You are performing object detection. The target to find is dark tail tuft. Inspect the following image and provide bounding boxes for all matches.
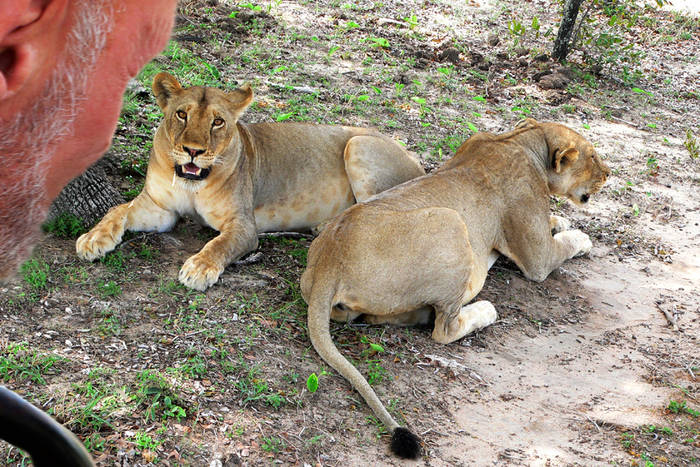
[391,427,421,459]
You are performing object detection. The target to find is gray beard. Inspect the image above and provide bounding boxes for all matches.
[0,1,112,280]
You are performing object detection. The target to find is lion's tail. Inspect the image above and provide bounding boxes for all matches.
[306,278,421,459]
[0,386,94,466]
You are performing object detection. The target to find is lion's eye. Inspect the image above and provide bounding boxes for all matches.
[212,117,225,127]
[176,110,187,120]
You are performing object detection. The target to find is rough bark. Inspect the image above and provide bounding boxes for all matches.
[552,0,584,62]
[47,159,124,228]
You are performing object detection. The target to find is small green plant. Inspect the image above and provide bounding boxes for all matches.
[403,13,418,30]
[137,243,158,260]
[368,37,390,48]
[508,18,525,37]
[42,213,87,238]
[235,361,287,409]
[134,369,187,423]
[366,359,387,385]
[83,433,106,453]
[0,342,65,385]
[98,309,123,337]
[306,373,319,393]
[96,279,121,298]
[133,431,162,452]
[261,436,285,453]
[668,400,699,417]
[20,258,50,291]
[685,129,698,159]
[177,347,208,379]
[620,431,634,448]
[100,250,128,272]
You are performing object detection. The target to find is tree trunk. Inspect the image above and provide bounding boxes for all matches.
[552,0,584,62]
[47,160,124,228]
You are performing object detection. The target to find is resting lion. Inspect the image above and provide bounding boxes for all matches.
[76,72,424,290]
[300,119,610,458]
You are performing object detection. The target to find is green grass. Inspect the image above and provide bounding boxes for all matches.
[235,360,287,409]
[134,369,187,423]
[668,400,699,418]
[100,250,129,272]
[261,435,286,453]
[96,279,122,298]
[42,213,87,239]
[20,258,50,291]
[0,342,65,385]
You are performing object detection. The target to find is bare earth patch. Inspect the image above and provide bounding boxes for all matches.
[1,0,698,465]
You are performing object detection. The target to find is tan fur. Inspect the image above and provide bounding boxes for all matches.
[300,118,610,449]
[76,73,424,290]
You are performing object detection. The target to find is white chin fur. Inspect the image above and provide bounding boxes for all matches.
[173,176,205,192]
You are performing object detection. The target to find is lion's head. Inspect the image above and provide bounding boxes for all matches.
[518,120,610,206]
[152,72,253,182]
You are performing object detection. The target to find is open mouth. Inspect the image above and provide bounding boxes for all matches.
[175,163,210,181]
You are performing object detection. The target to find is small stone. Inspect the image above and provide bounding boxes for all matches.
[488,33,500,46]
[65,306,72,314]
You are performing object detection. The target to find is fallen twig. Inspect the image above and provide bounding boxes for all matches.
[232,251,264,266]
[585,415,602,433]
[657,303,679,331]
[116,232,156,249]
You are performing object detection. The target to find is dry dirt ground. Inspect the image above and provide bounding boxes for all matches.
[1,0,699,465]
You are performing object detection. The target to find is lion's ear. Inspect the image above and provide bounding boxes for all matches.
[227,83,254,120]
[515,118,538,130]
[152,72,183,109]
[554,146,579,173]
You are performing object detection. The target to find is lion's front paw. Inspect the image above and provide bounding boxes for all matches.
[178,253,224,291]
[567,229,593,257]
[76,228,121,261]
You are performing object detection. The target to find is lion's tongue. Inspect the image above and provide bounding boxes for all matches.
[183,163,200,174]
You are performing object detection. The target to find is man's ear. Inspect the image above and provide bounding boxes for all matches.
[227,83,253,121]
[152,72,182,109]
[0,1,48,100]
[554,147,579,173]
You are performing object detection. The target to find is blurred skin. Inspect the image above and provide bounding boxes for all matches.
[0,0,178,279]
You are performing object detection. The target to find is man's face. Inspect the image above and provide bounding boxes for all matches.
[0,0,177,279]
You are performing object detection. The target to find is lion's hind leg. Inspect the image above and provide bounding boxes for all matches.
[549,215,572,235]
[363,306,433,327]
[432,300,497,345]
[343,135,425,202]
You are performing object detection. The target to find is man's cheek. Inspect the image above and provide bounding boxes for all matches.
[45,89,120,200]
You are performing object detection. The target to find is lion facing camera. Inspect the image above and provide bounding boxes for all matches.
[76,73,425,290]
[301,119,610,458]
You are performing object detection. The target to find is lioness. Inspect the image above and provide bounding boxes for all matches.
[301,119,610,458]
[76,73,424,290]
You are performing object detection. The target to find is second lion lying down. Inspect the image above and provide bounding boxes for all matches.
[301,118,610,458]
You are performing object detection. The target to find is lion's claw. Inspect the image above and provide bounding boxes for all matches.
[178,254,224,291]
[76,230,120,261]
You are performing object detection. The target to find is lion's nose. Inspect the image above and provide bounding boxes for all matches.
[183,146,205,157]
